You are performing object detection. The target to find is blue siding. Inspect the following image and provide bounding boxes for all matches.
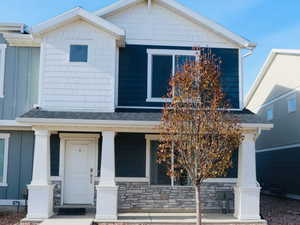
[0,131,34,200]
[0,37,40,120]
[118,45,240,109]
[115,133,146,177]
[257,147,300,195]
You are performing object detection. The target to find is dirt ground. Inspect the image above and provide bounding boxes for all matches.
[0,211,25,225]
[261,195,300,225]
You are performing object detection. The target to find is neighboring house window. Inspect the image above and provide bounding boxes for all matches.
[147,49,197,102]
[0,44,7,98]
[69,45,88,62]
[287,94,297,113]
[0,134,10,186]
[266,107,273,121]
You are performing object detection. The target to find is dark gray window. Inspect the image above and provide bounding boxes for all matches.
[150,141,171,185]
[70,45,88,62]
[151,55,172,98]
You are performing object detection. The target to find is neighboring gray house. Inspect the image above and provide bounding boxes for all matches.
[246,49,300,199]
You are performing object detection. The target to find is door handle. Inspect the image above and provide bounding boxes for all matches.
[90,168,93,184]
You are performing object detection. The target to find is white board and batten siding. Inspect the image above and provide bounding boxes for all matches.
[39,20,117,112]
[104,1,238,48]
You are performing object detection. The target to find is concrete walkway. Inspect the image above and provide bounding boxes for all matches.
[30,213,267,225]
[39,217,93,225]
[96,213,267,224]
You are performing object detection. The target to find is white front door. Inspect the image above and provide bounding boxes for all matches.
[64,141,94,204]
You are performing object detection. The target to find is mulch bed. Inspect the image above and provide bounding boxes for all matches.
[261,194,300,225]
[0,211,25,225]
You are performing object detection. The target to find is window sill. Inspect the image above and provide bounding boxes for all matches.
[146,98,172,103]
[0,183,8,187]
[95,177,150,183]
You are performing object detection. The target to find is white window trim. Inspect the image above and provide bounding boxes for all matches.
[266,106,273,121]
[67,41,90,65]
[0,44,7,98]
[287,94,297,113]
[0,133,10,187]
[146,49,198,103]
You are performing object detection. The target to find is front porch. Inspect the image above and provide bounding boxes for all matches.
[16,110,272,224]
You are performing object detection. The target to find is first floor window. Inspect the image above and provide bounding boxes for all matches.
[0,134,10,186]
[287,94,297,113]
[150,141,171,185]
[147,49,197,102]
[149,140,191,186]
[266,107,273,121]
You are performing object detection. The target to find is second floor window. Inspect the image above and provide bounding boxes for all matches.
[69,45,88,62]
[287,94,297,113]
[266,107,273,121]
[147,49,197,102]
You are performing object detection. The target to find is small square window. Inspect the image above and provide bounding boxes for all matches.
[70,45,88,62]
[288,95,296,113]
[266,107,273,121]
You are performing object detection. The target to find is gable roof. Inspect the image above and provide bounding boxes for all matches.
[245,49,300,107]
[32,7,125,38]
[94,0,256,48]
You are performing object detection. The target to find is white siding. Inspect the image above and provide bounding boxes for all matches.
[39,20,117,112]
[104,1,237,48]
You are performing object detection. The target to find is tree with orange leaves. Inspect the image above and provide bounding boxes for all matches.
[159,48,242,225]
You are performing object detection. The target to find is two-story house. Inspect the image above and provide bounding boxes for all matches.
[246,49,300,200]
[0,0,272,224]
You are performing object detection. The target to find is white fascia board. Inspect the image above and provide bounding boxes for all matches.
[0,120,31,127]
[94,0,255,48]
[245,49,300,107]
[16,117,272,130]
[16,117,160,128]
[32,7,125,38]
[94,0,140,17]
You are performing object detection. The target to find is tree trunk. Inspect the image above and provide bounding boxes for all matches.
[195,184,202,225]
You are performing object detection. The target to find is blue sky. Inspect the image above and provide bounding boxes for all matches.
[0,0,300,95]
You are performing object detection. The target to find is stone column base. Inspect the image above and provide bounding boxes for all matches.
[96,185,119,220]
[234,185,261,220]
[26,184,54,220]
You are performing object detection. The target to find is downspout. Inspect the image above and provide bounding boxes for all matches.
[240,47,254,109]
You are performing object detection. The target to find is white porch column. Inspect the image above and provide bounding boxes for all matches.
[96,131,118,220]
[234,132,261,220]
[27,129,54,219]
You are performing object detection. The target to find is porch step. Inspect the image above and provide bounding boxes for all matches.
[54,205,95,215]
[57,208,86,216]
[40,218,93,225]
[95,213,267,225]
